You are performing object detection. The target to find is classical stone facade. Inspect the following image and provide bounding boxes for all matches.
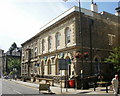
[21,6,120,84]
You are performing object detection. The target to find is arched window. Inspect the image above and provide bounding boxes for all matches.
[55,58,59,75]
[48,59,52,75]
[41,61,44,76]
[31,44,33,58]
[22,50,25,60]
[42,39,45,52]
[48,36,52,51]
[55,32,60,48]
[93,55,101,75]
[65,27,71,44]
[34,47,37,57]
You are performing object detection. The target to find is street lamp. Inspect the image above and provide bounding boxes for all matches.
[78,1,84,88]
[63,0,83,89]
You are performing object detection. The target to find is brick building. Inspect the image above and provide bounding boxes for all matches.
[21,3,120,87]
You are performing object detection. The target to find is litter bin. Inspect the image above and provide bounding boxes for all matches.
[69,80,75,88]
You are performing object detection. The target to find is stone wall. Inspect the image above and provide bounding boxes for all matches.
[21,10,120,82]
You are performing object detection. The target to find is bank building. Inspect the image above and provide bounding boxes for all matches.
[21,2,120,88]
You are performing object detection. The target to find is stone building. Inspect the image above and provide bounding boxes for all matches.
[21,2,120,86]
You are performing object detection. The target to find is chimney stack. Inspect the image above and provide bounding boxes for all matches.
[91,0,98,13]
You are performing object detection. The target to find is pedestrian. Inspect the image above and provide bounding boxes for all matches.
[111,74,119,95]
[15,75,17,80]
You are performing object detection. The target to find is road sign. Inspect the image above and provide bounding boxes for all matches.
[58,59,71,70]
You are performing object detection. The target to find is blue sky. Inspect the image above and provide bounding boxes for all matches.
[0,0,119,52]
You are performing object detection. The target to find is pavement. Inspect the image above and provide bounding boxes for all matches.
[5,79,120,95]
[0,79,2,96]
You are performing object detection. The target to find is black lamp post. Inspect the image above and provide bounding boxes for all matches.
[78,0,84,89]
[89,19,93,76]
[63,0,83,89]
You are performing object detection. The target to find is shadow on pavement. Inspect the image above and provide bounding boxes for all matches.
[77,91,92,94]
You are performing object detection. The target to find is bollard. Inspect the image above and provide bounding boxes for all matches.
[117,88,119,94]
[106,83,108,93]
[93,83,96,91]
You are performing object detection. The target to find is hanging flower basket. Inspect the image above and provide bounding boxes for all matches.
[84,52,89,55]
[74,52,82,58]
[84,52,89,59]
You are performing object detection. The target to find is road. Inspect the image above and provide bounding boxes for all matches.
[2,79,40,95]
[1,79,118,96]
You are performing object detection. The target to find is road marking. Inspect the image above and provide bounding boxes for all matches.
[4,79,39,92]
[13,90,22,94]
[2,80,22,94]
[10,79,39,91]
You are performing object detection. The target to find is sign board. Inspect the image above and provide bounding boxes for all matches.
[58,59,71,70]
[39,84,50,91]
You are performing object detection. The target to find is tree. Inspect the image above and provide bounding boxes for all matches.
[6,42,21,77]
[7,57,21,76]
[9,42,17,55]
[105,47,120,72]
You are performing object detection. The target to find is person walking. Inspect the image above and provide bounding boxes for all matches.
[111,74,119,95]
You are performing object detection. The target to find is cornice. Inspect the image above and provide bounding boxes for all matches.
[21,12,77,46]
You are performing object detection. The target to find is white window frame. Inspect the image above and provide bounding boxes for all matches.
[108,34,116,46]
[42,39,45,52]
[48,36,52,51]
[65,27,71,44]
[55,32,60,48]
[35,47,37,57]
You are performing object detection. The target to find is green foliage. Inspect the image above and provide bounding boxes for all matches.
[9,42,17,52]
[7,57,21,75]
[9,71,14,75]
[4,72,7,76]
[105,47,120,72]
